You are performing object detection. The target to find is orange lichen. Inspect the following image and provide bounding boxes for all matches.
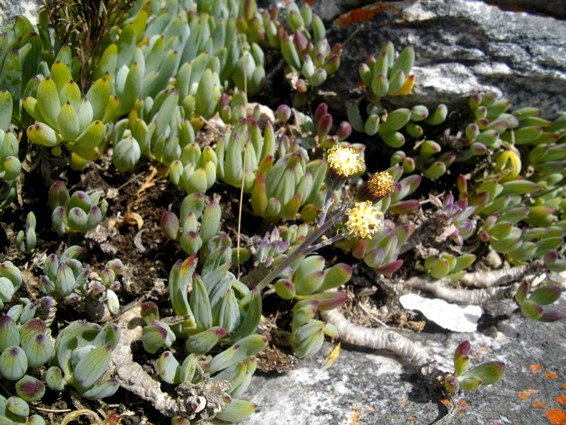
[336,4,398,27]
[351,410,360,424]
[562,383,566,390]
[555,395,566,405]
[546,408,566,425]
[546,371,559,380]
[532,401,547,408]
[518,389,537,399]
[440,399,452,407]
[529,363,542,372]
[458,400,469,409]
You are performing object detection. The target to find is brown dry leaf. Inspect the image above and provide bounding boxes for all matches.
[136,166,159,196]
[61,409,101,424]
[122,166,163,230]
[124,211,144,230]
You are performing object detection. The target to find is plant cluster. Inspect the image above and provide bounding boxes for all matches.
[0,0,563,423]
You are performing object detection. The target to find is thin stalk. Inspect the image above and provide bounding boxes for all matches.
[317,190,334,226]
[307,233,345,253]
[240,211,344,307]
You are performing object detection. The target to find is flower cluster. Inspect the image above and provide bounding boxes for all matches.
[345,201,384,239]
[326,143,364,178]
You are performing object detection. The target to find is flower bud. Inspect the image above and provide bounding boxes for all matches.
[276,104,292,124]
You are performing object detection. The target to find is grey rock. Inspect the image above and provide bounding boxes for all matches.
[321,0,566,118]
[0,0,39,29]
[483,0,566,20]
[244,297,566,424]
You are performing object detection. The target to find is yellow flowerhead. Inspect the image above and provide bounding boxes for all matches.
[368,171,394,200]
[326,144,365,178]
[345,201,384,239]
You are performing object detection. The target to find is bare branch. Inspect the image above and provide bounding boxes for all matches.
[112,305,184,417]
[402,263,543,304]
[456,262,542,288]
[406,277,518,304]
[321,309,444,382]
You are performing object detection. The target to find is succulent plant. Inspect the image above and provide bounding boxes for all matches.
[455,95,565,268]
[277,3,341,94]
[309,103,352,149]
[0,91,21,209]
[0,261,22,309]
[48,181,108,235]
[23,60,118,168]
[432,193,477,246]
[444,341,505,394]
[0,395,46,425]
[0,307,54,409]
[334,171,420,276]
[133,253,267,422]
[251,144,327,221]
[16,212,37,254]
[167,255,261,341]
[216,115,276,191]
[359,42,415,103]
[348,42,448,151]
[274,254,350,358]
[0,13,52,125]
[169,141,218,195]
[39,246,123,322]
[514,279,562,322]
[161,193,222,255]
[424,253,476,280]
[49,320,120,399]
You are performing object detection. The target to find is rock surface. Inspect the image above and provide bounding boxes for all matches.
[0,0,39,29]
[244,297,566,424]
[321,0,566,118]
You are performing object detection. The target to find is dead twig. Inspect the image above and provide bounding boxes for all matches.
[401,263,543,304]
[406,278,518,305]
[111,305,184,417]
[321,309,445,382]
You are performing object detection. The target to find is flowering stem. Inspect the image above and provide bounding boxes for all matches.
[307,233,345,253]
[240,211,344,307]
[318,190,334,226]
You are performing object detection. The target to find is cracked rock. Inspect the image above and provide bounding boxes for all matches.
[320,0,565,118]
